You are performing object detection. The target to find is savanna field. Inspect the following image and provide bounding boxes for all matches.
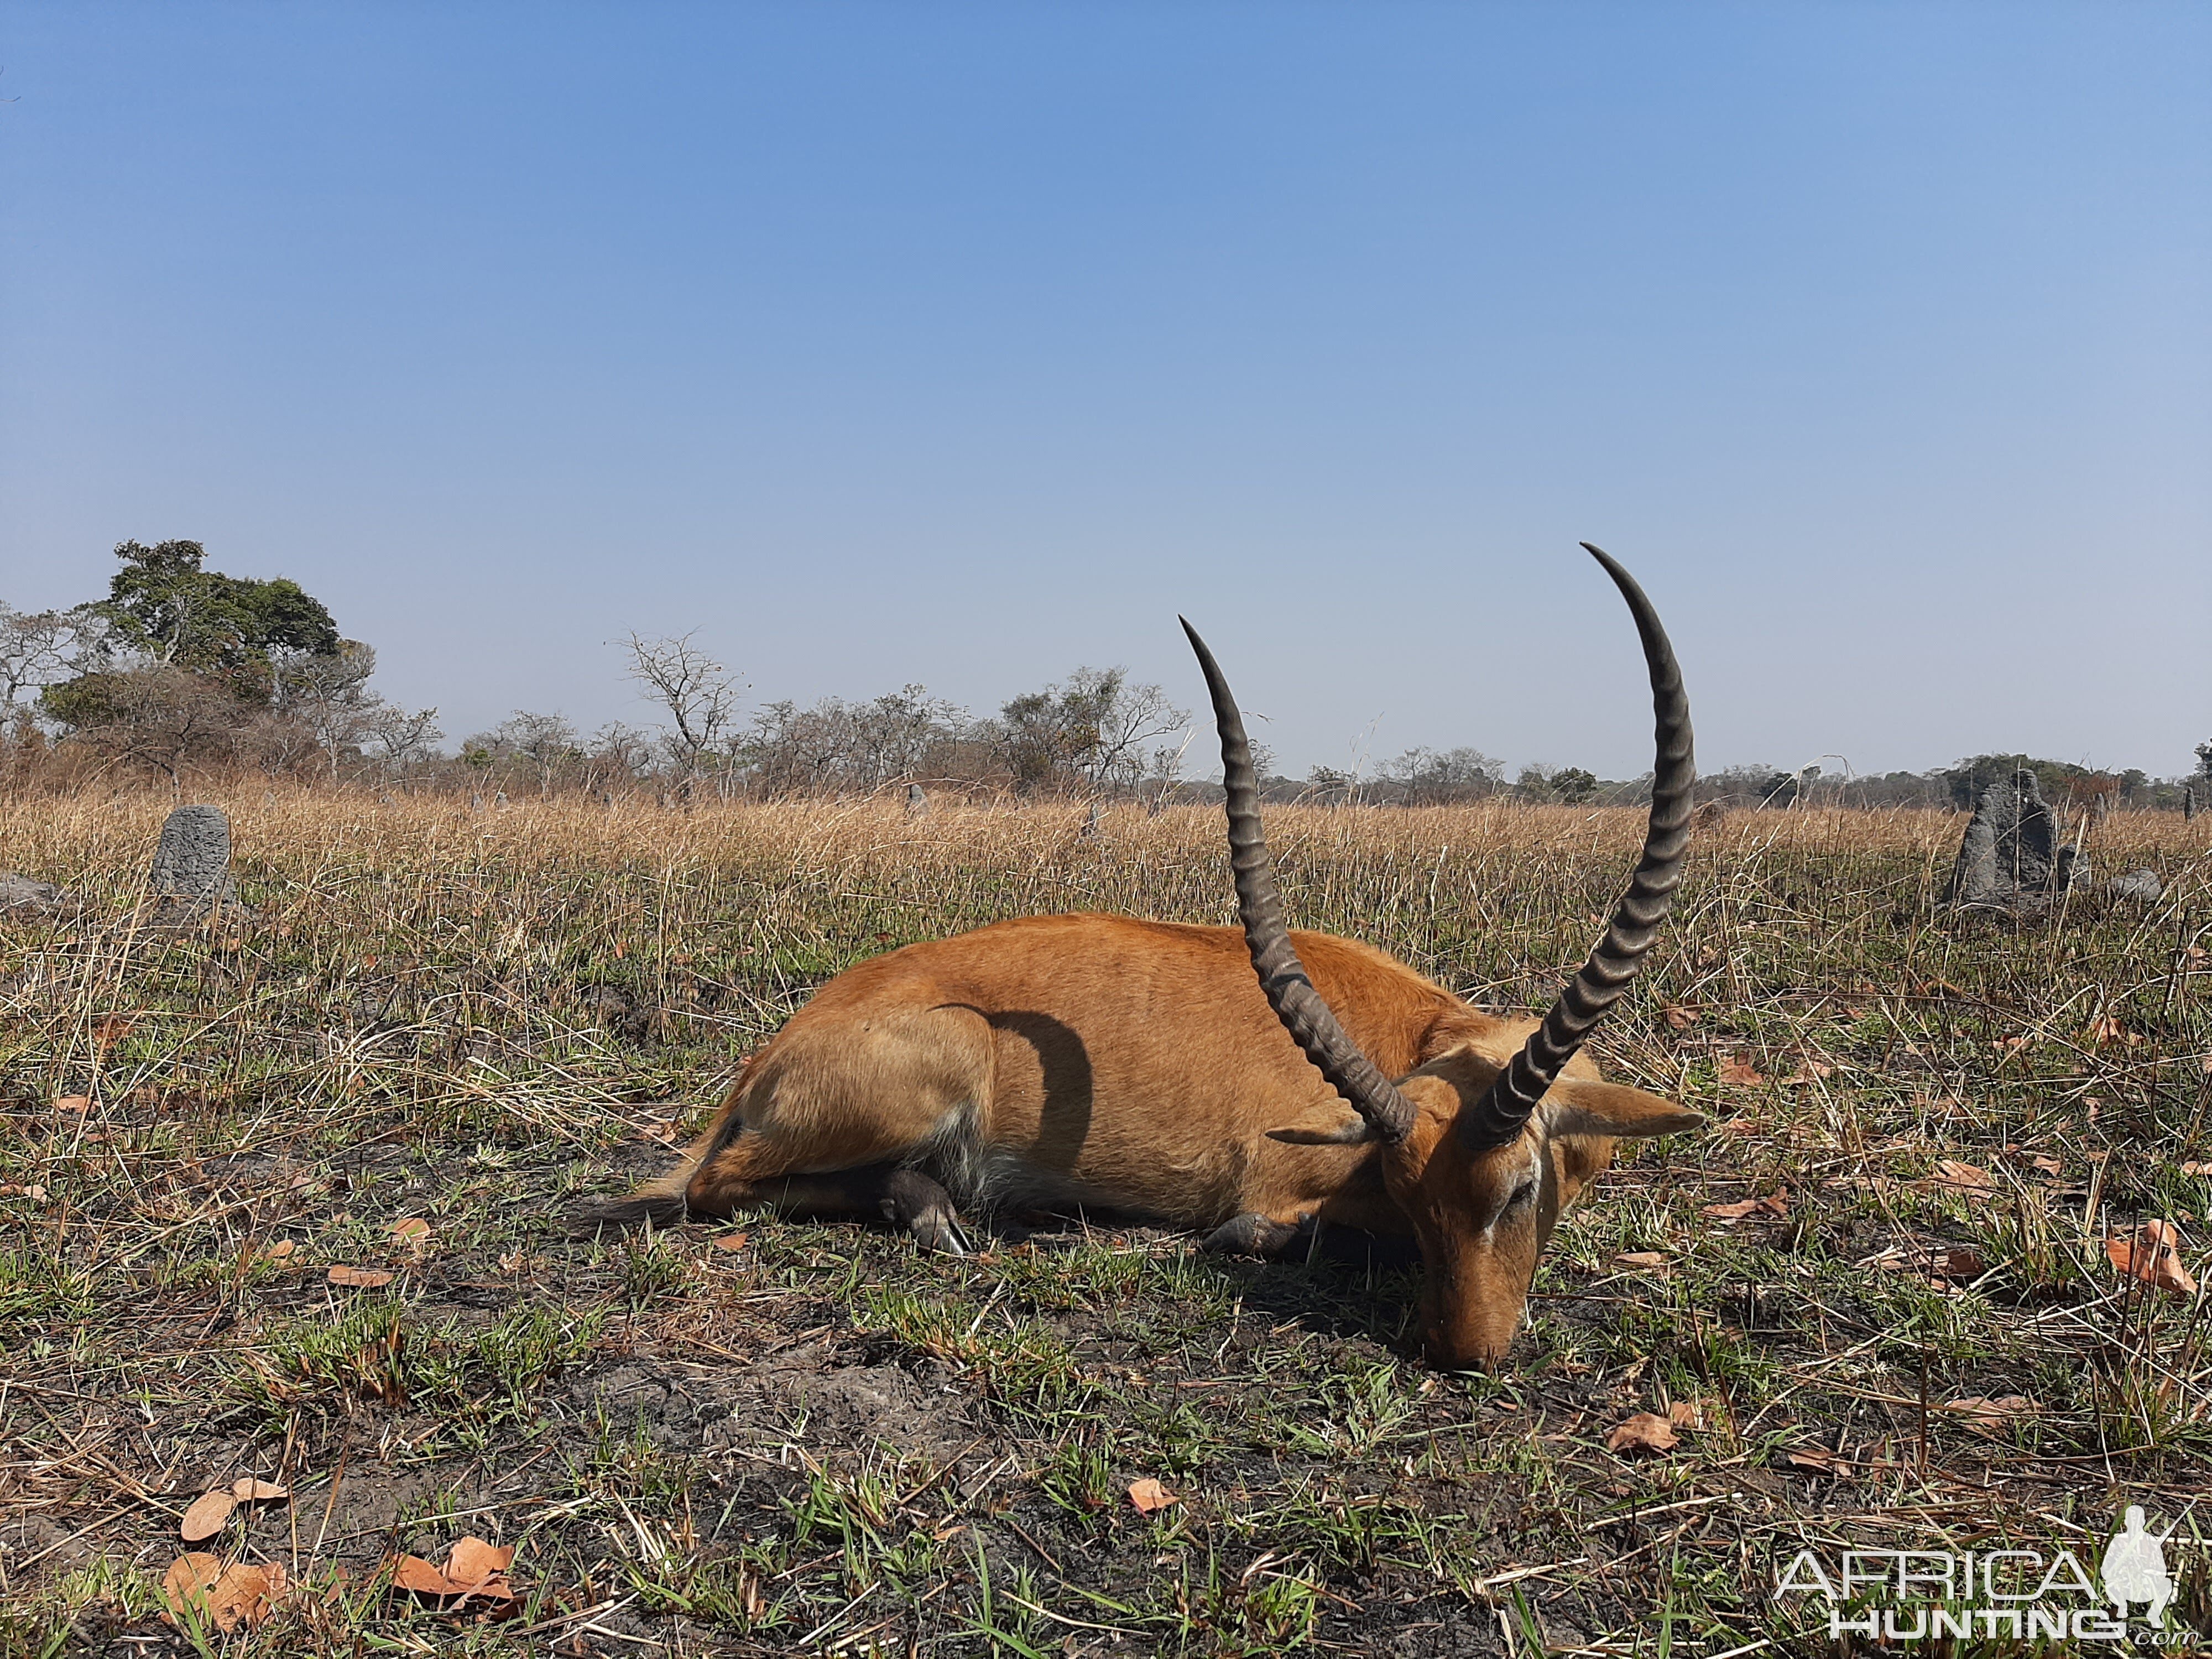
[2,793,2208,1657]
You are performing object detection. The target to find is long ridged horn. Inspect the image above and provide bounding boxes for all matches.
[1458,544,1695,1150]
[1182,617,1419,1146]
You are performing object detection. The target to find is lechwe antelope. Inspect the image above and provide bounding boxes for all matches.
[591,545,1700,1365]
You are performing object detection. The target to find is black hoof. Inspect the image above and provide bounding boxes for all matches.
[884,1168,969,1255]
[1202,1212,1311,1258]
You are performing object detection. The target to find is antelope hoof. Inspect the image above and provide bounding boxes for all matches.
[884,1170,969,1256]
[909,1211,971,1255]
[1202,1212,1310,1258]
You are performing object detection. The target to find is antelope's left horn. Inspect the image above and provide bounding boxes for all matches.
[1458,545,1695,1150]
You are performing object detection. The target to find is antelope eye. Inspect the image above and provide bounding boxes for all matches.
[1501,1175,1540,1215]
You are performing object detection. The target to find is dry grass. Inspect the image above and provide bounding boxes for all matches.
[2,791,2209,1656]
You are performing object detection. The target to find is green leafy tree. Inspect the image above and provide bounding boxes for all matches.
[89,540,338,673]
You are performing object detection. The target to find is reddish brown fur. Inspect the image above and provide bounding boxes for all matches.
[604,911,1699,1365]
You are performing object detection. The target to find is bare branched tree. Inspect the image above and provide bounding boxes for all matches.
[274,642,383,781]
[465,711,583,795]
[0,603,95,707]
[623,632,743,783]
[364,703,445,773]
[1380,745,1502,805]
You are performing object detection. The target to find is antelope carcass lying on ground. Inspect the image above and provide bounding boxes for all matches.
[588,545,1701,1365]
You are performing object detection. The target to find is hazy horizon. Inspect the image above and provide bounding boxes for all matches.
[4,4,2206,781]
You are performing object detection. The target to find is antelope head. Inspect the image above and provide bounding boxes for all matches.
[1183,544,1703,1368]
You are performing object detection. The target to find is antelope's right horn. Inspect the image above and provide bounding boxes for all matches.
[1182,618,1419,1145]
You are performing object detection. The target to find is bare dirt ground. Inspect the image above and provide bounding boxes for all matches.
[2,795,2208,1656]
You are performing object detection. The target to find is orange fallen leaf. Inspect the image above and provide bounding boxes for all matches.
[232,1478,289,1503]
[163,1553,226,1618]
[1614,1250,1668,1271]
[712,1231,752,1253]
[1717,1055,1766,1086]
[1702,1190,1788,1223]
[1931,1247,1987,1281]
[1930,1160,1996,1193]
[162,1554,284,1631]
[389,1218,432,1253]
[1666,1399,1709,1431]
[1127,1478,1178,1516]
[641,1120,682,1145]
[1606,1412,1679,1454]
[180,1489,238,1542]
[1787,1446,1848,1474]
[388,1536,519,1607]
[1661,1005,1700,1031]
[1780,1058,1833,1086]
[390,1554,462,1596]
[2032,1155,2065,1177]
[2107,1222,2198,1297]
[327,1265,394,1288]
[1945,1395,2035,1436]
[2180,1161,2212,1178]
[264,1239,296,1260]
[55,1094,93,1112]
[445,1536,515,1592]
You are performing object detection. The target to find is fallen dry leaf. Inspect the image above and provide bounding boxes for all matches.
[1929,1247,1987,1281]
[1126,1478,1178,1516]
[1702,1191,1789,1223]
[163,1553,225,1616]
[1930,1160,1996,1194]
[1717,1055,1766,1087]
[1,1183,49,1203]
[2107,1222,2198,1297]
[445,1536,515,1591]
[327,1265,395,1288]
[2032,1155,2065,1177]
[162,1554,286,1631]
[388,1536,520,1606]
[232,1478,289,1503]
[642,1120,682,1145]
[712,1231,752,1253]
[1661,1004,1700,1031]
[1605,1412,1679,1455]
[389,1218,432,1248]
[2180,1161,2212,1178]
[1787,1446,1849,1474]
[390,1554,463,1597]
[180,1489,238,1542]
[1666,1399,1708,1431]
[55,1094,93,1112]
[264,1239,296,1260]
[1614,1251,1668,1271]
[1945,1395,2035,1436]
[1780,1058,1834,1086]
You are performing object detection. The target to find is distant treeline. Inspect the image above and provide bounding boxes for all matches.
[5,541,2206,810]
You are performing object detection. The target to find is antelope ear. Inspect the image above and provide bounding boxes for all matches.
[1542,1078,1704,1141]
[1266,1118,1383,1146]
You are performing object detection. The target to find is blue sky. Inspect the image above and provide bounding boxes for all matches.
[3,3,2206,780]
